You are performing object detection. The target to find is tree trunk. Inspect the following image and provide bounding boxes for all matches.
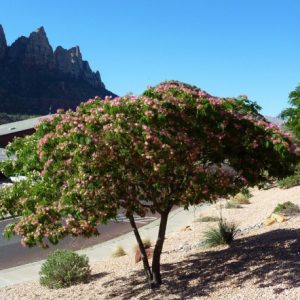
[151,210,169,287]
[128,214,153,288]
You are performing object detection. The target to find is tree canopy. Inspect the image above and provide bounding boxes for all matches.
[0,80,298,287]
[279,83,300,143]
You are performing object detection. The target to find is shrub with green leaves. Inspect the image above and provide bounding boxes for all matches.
[204,219,238,247]
[278,163,300,189]
[39,250,91,289]
[273,201,300,216]
[241,188,252,198]
[278,174,300,189]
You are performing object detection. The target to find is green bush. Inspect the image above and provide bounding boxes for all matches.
[197,216,220,222]
[204,219,238,247]
[273,201,300,216]
[278,163,300,189]
[39,250,91,289]
[278,174,300,189]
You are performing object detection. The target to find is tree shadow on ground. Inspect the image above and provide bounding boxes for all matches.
[89,272,109,283]
[103,228,300,299]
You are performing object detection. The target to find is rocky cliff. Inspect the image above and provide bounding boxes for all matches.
[0,25,115,114]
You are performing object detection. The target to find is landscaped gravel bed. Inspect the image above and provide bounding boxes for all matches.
[1,185,300,299]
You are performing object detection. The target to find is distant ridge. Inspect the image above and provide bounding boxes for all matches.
[0,25,116,115]
[265,116,284,127]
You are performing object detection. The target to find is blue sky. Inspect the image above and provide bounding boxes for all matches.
[1,0,300,116]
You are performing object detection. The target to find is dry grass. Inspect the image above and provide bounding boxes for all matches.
[196,216,220,222]
[112,245,127,258]
[133,238,152,252]
[232,192,251,204]
[225,200,242,209]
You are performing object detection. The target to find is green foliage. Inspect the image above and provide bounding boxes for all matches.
[278,174,300,189]
[279,84,300,143]
[241,188,252,199]
[278,163,300,189]
[39,250,91,289]
[197,216,220,222]
[0,80,298,248]
[272,201,300,216]
[204,219,238,247]
[112,245,127,258]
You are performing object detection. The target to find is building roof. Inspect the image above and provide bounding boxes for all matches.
[0,115,52,136]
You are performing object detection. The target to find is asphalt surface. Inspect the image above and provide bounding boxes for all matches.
[0,213,158,270]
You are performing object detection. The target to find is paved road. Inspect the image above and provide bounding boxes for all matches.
[0,213,158,270]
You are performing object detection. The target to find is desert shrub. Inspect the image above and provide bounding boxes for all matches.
[278,163,300,189]
[241,188,252,198]
[273,201,300,216]
[39,250,91,289]
[197,216,220,222]
[278,173,300,189]
[232,193,251,204]
[133,238,152,251]
[204,220,238,247]
[225,201,242,209]
[231,188,252,204]
[112,245,127,257]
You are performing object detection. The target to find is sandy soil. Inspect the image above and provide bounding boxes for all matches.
[1,185,300,299]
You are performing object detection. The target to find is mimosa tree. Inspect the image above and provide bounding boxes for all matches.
[0,81,298,289]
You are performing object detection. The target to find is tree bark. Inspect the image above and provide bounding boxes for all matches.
[128,214,153,288]
[151,210,170,287]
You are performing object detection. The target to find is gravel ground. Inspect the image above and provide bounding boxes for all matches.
[1,185,300,299]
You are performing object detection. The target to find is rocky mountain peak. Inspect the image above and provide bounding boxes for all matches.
[0,25,115,115]
[54,45,83,78]
[25,26,54,67]
[1,25,104,87]
[36,26,46,34]
[0,24,7,59]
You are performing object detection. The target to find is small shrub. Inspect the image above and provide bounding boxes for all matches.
[133,238,152,252]
[134,238,153,263]
[39,250,91,289]
[278,163,300,189]
[278,174,300,189]
[204,219,238,247]
[112,245,127,257]
[273,201,300,216]
[225,201,242,209]
[241,188,252,198]
[197,216,220,222]
[232,193,250,204]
